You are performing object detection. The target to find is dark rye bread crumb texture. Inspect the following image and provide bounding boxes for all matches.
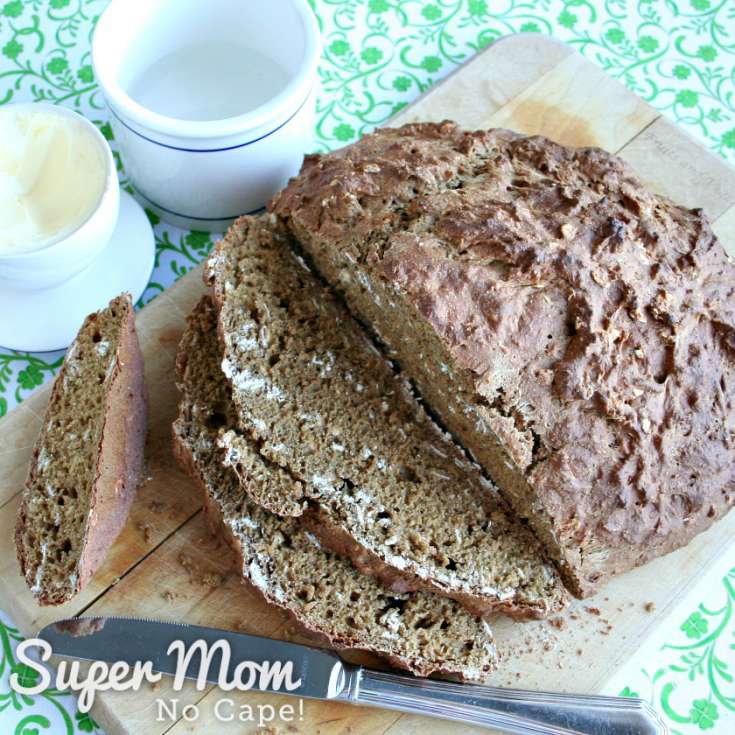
[16,293,147,605]
[205,215,565,620]
[271,121,735,597]
[172,296,497,680]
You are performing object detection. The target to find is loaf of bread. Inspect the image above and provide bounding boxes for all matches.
[16,293,147,605]
[271,121,735,596]
[205,215,565,619]
[172,296,497,680]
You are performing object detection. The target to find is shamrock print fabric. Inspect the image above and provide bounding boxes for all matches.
[0,609,103,735]
[603,554,735,734]
[1,0,734,418]
[0,0,734,733]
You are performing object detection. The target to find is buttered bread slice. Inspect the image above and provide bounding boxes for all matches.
[205,215,566,620]
[173,297,497,680]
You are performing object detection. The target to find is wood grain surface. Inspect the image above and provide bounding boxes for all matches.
[1,33,734,735]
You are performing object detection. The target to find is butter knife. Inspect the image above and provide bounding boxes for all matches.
[38,617,667,735]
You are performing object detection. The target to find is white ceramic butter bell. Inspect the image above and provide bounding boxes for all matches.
[92,0,321,232]
[0,103,119,290]
[0,103,154,352]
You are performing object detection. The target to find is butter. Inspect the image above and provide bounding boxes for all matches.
[0,106,106,255]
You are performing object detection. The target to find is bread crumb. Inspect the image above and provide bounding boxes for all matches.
[177,553,225,588]
[548,616,566,630]
[644,601,655,613]
[178,553,194,573]
[136,520,152,544]
[585,606,601,616]
[283,623,301,640]
[201,571,225,587]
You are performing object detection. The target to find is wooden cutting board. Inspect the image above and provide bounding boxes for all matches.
[1,33,734,735]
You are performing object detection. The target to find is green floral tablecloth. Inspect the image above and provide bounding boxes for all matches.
[0,0,733,732]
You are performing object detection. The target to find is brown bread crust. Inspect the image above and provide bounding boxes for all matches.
[15,294,147,604]
[271,121,735,596]
[204,216,565,619]
[78,297,147,591]
[218,428,562,620]
[172,299,497,680]
[172,429,493,680]
[297,506,548,620]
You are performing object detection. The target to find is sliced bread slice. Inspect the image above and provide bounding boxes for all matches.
[205,215,566,620]
[172,296,496,680]
[15,293,147,605]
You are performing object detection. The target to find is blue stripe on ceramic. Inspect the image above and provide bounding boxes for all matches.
[108,92,312,153]
[135,189,265,221]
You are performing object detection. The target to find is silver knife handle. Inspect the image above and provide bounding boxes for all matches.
[351,669,668,735]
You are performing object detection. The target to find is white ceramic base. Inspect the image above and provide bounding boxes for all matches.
[0,191,155,352]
